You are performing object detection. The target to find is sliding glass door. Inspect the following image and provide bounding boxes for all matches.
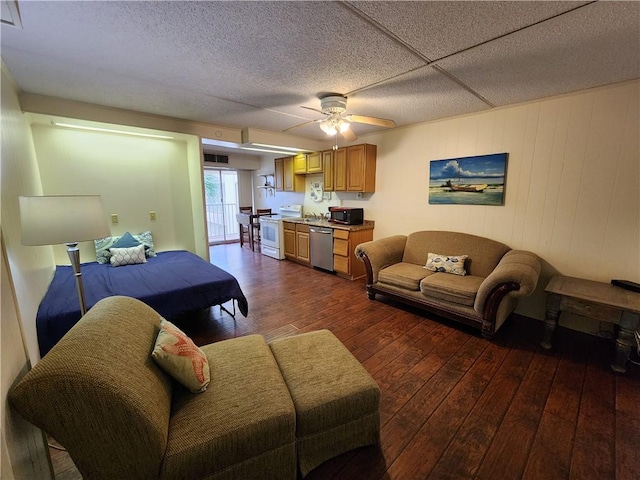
[204,169,239,244]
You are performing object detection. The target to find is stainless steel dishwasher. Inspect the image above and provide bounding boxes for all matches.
[309,226,334,272]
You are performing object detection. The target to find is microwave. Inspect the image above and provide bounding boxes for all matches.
[328,207,364,225]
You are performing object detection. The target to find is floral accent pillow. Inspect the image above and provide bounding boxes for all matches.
[151,319,210,393]
[109,244,147,267]
[95,230,157,264]
[424,252,468,276]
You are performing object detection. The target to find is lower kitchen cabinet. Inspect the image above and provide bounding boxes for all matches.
[283,221,310,265]
[296,224,310,264]
[283,222,296,258]
[333,228,373,280]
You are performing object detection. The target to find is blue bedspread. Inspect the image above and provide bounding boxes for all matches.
[36,250,248,356]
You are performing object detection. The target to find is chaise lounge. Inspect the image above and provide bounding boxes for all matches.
[8,296,380,479]
[355,230,541,337]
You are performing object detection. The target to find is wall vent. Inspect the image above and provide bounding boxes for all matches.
[204,153,229,164]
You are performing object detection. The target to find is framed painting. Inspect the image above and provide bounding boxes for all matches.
[429,153,508,205]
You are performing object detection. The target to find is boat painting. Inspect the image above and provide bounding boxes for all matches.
[429,153,508,205]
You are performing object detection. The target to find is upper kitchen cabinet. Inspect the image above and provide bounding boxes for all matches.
[329,144,376,193]
[277,156,305,192]
[292,152,322,174]
[293,153,308,174]
[322,150,334,191]
[333,148,347,191]
[346,144,376,192]
[306,151,322,173]
[274,157,284,191]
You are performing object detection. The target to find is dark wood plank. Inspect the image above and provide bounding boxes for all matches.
[570,340,617,480]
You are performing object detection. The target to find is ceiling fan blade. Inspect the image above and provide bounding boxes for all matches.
[301,106,325,115]
[342,128,357,142]
[282,119,321,133]
[344,114,396,128]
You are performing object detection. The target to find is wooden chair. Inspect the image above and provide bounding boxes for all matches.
[238,207,253,248]
[251,208,272,247]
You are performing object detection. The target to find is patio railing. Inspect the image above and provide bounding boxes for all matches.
[206,202,240,244]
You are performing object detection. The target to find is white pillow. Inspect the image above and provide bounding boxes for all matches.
[424,252,468,276]
[109,244,147,267]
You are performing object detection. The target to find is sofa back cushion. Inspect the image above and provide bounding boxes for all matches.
[403,231,511,277]
[9,296,173,479]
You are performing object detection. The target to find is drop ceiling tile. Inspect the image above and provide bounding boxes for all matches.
[350,1,589,60]
[348,67,492,127]
[437,1,640,107]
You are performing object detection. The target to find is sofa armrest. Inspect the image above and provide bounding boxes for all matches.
[355,235,407,284]
[474,250,541,317]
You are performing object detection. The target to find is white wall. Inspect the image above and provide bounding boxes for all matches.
[31,123,203,263]
[258,81,640,334]
[1,64,53,479]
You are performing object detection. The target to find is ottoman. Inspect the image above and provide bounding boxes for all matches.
[269,330,380,477]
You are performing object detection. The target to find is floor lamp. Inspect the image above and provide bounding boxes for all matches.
[20,195,111,316]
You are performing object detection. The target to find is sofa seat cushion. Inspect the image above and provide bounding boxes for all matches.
[378,262,432,291]
[161,334,296,480]
[420,273,485,306]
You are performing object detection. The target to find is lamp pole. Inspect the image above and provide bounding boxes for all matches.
[65,242,87,315]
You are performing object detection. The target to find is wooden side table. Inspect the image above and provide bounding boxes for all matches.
[541,275,640,373]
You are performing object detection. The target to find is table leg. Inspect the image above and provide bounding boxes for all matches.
[541,293,561,349]
[611,311,640,373]
[239,223,244,248]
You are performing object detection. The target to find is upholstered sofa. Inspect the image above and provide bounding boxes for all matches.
[9,296,379,480]
[355,231,541,337]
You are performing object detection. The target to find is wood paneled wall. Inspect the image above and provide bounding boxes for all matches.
[358,80,639,330]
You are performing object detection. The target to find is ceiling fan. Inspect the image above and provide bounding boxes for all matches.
[283,94,396,142]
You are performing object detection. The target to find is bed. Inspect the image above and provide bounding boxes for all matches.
[36,250,248,356]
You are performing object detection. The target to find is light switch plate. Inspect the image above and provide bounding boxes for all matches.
[111,214,118,224]
[150,211,156,220]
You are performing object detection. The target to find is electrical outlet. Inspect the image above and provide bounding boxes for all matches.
[111,213,118,224]
[150,211,156,221]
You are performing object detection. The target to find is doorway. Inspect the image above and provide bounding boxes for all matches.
[204,169,239,244]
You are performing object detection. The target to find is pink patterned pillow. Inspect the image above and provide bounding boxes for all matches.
[151,319,210,393]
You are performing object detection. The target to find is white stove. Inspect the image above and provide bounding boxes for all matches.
[259,204,303,259]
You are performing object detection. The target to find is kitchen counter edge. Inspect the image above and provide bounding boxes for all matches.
[283,219,375,231]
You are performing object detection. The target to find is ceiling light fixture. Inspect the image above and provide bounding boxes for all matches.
[52,122,174,139]
[239,146,304,155]
[319,116,350,136]
[252,143,303,153]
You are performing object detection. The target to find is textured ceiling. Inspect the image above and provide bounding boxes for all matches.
[2,1,639,146]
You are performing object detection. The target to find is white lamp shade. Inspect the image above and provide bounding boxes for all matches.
[20,195,111,246]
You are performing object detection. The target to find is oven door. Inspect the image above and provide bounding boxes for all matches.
[259,217,281,249]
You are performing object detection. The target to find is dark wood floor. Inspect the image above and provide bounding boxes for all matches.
[51,243,640,479]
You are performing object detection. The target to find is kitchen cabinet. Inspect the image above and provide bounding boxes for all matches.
[274,158,284,191]
[293,153,307,174]
[296,224,310,264]
[306,151,323,173]
[282,156,305,192]
[346,144,376,192]
[322,150,334,191]
[333,228,373,280]
[334,147,347,191]
[283,221,310,265]
[283,222,296,258]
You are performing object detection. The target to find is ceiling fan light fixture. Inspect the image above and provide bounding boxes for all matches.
[319,119,337,135]
[319,115,349,136]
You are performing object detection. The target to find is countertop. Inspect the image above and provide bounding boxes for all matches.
[283,218,375,231]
